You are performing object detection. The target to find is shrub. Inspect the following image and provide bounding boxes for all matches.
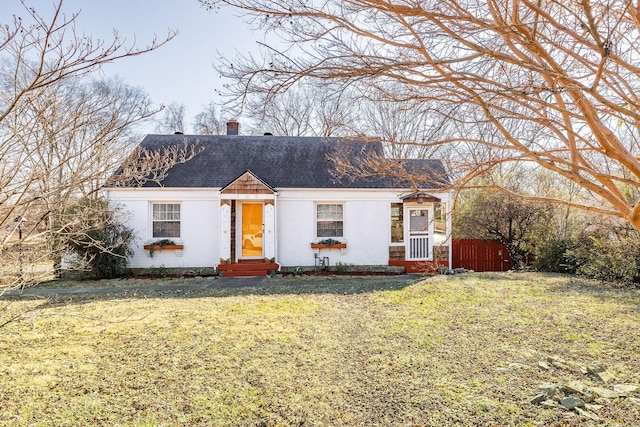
[534,238,578,274]
[573,237,640,285]
[61,199,135,279]
[454,189,554,269]
[534,213,640,285]
[335,261,350,273]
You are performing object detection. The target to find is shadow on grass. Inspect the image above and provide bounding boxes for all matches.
[2,275,426,310]
[521,272,640,311]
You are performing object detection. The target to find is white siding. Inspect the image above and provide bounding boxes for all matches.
[107,187,452,269]
[276,189,399,267]
[107,189,219,268]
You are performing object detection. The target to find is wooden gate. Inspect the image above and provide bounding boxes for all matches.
[452,239,512,272]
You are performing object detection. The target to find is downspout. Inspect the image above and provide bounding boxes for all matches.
[273,192,281,271]
[214,190,224,271]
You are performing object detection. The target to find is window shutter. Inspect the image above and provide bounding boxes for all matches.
[263,203,275,259]
[220,203,231,262]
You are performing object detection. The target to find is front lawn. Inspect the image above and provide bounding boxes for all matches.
[1,273,639,426]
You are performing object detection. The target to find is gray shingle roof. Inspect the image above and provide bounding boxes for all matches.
[127,134,448,190]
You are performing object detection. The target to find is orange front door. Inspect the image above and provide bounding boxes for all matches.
[241,203,263,257]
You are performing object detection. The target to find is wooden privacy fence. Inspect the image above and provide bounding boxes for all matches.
[452,239,512,272]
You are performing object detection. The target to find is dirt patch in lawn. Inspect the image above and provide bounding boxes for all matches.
[1,272,639,426]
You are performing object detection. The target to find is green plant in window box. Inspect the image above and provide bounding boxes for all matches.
[147,239,177,257]
[311,238,347,249]
[318,238,341,246]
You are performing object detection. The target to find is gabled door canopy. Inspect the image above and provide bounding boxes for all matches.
[400,191,441,204]
[220,170,276,197]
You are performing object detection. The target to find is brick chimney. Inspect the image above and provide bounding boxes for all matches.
[226,119,240,135]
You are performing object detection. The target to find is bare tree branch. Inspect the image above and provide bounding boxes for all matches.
[205,0,640,229]
[0,1,177,297]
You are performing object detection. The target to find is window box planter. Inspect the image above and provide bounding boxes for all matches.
[143,244,184,250]
[311,243,347,249]
[144,240,184,257]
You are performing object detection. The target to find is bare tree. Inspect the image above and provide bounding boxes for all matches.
[111,139,202,188]
[1,2,174,123]
[243,79,454,167]
[193,102,225,134]
[243,83,353,136]
[203,0,640,230]
[0,1,188,295]
[355,94,455,160]
[155,102,186,134]
[455,189,554,269]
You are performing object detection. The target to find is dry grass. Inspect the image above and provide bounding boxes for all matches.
[1,272,639,426]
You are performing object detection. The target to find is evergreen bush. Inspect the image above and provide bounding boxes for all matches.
[534,238,578,274]
[61,199,135,279]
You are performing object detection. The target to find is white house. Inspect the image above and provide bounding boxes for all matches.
[106,123,452,276]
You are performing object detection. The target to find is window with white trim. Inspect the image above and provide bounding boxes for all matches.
[434,202,446,233]
[433,202,448,245]
[316,203,343,238]
[152,203,181,238]
[391,203,404,243]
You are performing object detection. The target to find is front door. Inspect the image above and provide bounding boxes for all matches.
[407,208,429,260]
[240,203,263,258]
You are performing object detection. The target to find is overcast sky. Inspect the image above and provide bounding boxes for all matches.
[6,0,266,132]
